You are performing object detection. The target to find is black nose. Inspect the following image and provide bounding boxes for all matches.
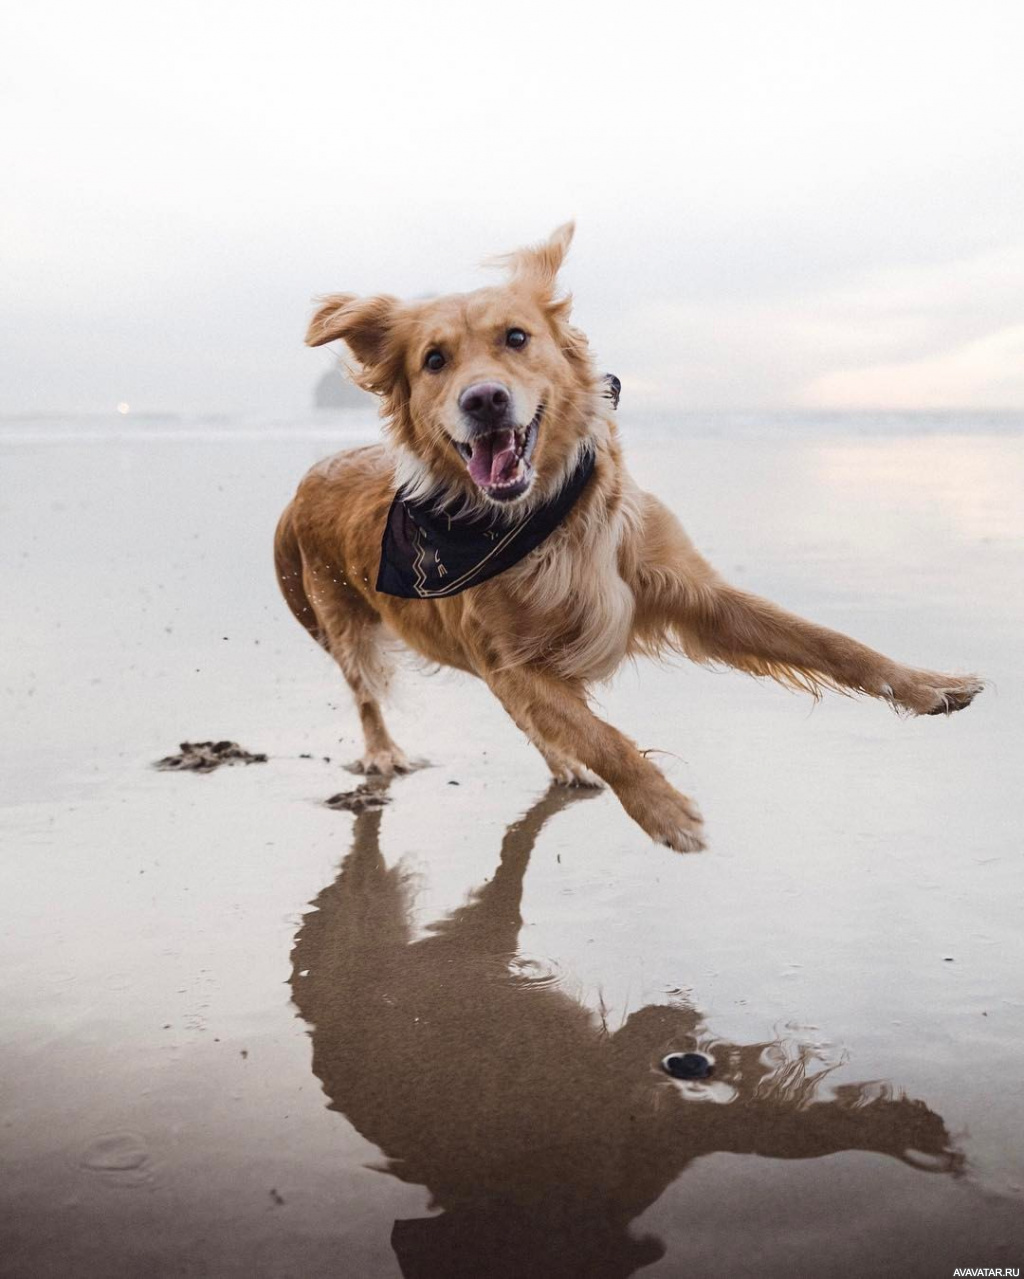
[459,381,511,427]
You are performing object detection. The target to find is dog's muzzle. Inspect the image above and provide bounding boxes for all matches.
[452,382,543,502]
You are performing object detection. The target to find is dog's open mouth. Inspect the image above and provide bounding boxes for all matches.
[454,406,543,502]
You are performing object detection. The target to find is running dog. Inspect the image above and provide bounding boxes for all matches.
[275,223,982,850]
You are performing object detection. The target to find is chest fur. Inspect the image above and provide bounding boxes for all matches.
[502,504,637,683]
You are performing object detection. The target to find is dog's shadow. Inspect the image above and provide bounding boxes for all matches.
[290,786,961,1279]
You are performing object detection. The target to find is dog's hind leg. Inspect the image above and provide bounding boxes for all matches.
[275,502,328,647]
[329,622,410,776]
[275,507,409,776]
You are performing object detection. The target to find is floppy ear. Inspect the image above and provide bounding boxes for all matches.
[305,293,400,367]
[492,221,575,295]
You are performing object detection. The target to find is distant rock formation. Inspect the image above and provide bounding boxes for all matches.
[314,366,374,410]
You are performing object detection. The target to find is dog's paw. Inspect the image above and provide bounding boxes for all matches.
[536,743,605,789]
[549,761,605,789]
[349,746,412,777]
[886,671,985,717]
[921,676,985,715]
[654,812,707,854]
[622,779,706,853]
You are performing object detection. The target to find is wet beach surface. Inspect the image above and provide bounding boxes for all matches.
[2,414,1023,1277]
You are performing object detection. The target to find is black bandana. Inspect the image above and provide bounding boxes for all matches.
[375,374,618,600]
[376,446,596,599]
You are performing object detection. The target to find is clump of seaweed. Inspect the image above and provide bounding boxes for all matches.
[155,741,268,773]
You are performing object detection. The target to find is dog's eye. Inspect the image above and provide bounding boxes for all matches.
[424,349,446,372]
[505,328,529,350]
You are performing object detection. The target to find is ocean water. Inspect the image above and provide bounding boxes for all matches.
[3,405,1024,442]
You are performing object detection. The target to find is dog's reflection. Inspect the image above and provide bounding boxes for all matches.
[290,787,960,1279]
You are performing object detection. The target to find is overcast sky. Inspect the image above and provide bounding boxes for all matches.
[3,0,1023,415]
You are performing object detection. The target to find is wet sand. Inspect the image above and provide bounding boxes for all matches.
[2,415,1023,1277]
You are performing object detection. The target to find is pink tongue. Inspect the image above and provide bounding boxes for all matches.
[468,429,517,487]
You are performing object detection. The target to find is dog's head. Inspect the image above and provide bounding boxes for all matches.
[306,223,604,510]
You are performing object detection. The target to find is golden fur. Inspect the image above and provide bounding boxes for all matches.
[275,224,983,851]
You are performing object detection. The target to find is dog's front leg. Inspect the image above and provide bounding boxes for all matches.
[680,581,986,714]
[485,665,705,852]
[635,495,983,715]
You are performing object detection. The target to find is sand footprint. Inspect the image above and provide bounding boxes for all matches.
[79,1131,155,1188]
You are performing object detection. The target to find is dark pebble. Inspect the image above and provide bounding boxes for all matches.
[662,1052,713,1080]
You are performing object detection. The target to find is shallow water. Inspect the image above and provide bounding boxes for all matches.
[2,415,1023,1277]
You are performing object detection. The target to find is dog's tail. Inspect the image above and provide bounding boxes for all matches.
[274,502,327,648]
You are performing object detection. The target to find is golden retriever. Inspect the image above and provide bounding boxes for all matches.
[275,223,982,851]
